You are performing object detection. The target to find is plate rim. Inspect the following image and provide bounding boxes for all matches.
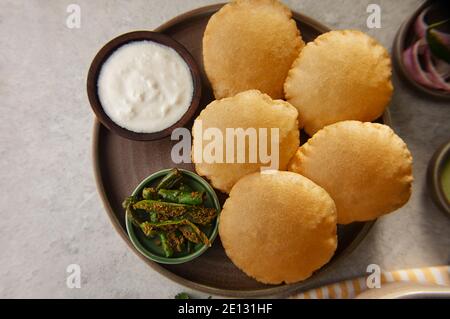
[92,3,387,298]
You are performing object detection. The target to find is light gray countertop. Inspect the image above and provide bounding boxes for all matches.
[1,0,449,298]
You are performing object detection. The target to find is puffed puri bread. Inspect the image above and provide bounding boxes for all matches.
[219,171,337,284]
[203,0,304,99]
[284,30,393,135]
[192,90,300,193]
[288,121,413,224]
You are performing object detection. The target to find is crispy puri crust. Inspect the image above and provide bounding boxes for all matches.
[203,0,304,99]
[284,30,393,135]
[288,121,413,224]
[192,90,299,193]
[219,171,337,284]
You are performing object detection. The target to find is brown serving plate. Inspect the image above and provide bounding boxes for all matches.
[93,4,391,297]
[87,31,202,141]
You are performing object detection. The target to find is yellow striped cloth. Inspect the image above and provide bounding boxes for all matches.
[290,266,450,299]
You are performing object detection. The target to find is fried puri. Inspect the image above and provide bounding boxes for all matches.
[288,121,413,224]
[203,0,304,99]
[219,171,337,284]
[284,30,393,135]
[192,90,299,193]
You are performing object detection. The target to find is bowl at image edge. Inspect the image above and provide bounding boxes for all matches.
[428,140,450,217]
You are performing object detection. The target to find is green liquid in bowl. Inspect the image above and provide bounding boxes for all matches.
[441,158,450,202]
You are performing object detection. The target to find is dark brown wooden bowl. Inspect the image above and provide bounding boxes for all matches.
[87,31,202,141]
[393,0,450,100]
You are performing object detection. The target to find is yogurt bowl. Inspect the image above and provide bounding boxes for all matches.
[87,31,202,141]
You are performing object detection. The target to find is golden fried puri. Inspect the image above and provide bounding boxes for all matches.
[203,0,304,99]
[192,90,299,193]
[284,30,393,135]
[288,121,413,224]
[219,171,337,284]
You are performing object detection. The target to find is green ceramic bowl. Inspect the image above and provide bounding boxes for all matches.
[125,168,221,264]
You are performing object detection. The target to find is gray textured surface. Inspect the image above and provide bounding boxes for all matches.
[0,0,449,299]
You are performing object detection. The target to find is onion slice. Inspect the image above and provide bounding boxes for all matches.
[415,6,430,39]
[414,5,449,40]
[424,48,450,91]
[404,5,450,92]
[403,40,435,87]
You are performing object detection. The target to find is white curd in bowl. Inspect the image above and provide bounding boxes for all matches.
[97,40,194,133]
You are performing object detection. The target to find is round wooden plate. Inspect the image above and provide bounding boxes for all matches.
[93,4,390,297]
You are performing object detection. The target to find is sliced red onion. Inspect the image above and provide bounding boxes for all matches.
[424,48,450,91]
[415,6,430,38]
[403,40,435,87]
[414,5,449,40]
[404,5,450,91]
